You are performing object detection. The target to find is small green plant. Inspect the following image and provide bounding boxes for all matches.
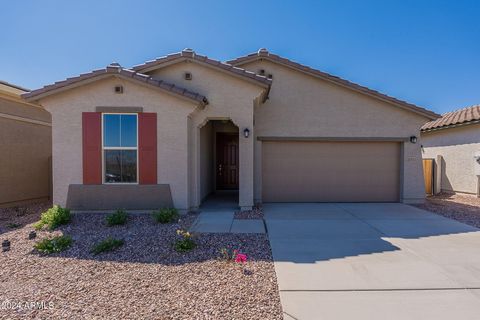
[152,208,179,224]
[174,229,196,252]
[218,247,236,262]
[91,237,124,255]
[106,210,128,226]
[6,223,21,229]
[34,235,73,254]
[218,248,248,263]
[34,205,71,230]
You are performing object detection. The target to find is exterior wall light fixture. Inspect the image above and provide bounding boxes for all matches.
[410,136,418,144]
[243,128,250,138]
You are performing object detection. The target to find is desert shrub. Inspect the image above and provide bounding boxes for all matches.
[34,235,72,254]
[106,210,128,226]
[91,237,124,255]
[34,205,71,230]
[174,229,196,252]
[152,208,179,224]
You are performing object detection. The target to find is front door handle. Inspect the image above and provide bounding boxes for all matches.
[218,164,222,176]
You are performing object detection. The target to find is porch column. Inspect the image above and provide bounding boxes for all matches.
[238,123,254,210]
[401,141,426,204]
[190,125,201,210]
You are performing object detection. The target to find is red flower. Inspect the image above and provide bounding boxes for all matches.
[235,253,247,263]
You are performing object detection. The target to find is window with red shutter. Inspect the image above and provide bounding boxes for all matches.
[83,112,156,185]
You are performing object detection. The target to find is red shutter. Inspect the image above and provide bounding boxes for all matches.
[138,113,157,184]
[82,112,102,184]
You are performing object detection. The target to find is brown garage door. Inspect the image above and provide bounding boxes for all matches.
[262,141,401,202]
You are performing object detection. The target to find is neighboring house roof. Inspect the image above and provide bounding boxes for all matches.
[0,80,44,109]
[0,80,29,93]
[132,49,271,88]
[227,48,440,120]
[421,104,480,132]
[22,63,208,106]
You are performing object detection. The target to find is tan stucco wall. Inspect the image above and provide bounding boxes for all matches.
[0,97,52,207]
[240,60,430,203]
[148,62,265,209]
[38,77,195,209]
[37,56,434,210]
[421,124,480,194]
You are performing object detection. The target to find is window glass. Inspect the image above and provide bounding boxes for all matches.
[121,150,137,182]
[103,114,138,183]
[121,115,137,147]
[104,150,122,183]
[104,150,137,183]
[103,114,120,147]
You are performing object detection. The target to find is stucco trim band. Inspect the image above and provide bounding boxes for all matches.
[0,112,52,127]
[257,136,410,142]
[95,106,143,113]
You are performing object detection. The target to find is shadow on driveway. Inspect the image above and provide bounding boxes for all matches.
[264,202,479,264]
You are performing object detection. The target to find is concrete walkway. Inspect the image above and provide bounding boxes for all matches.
[264,203,480,320]
[190,210,265,233]
[190,192,265,234]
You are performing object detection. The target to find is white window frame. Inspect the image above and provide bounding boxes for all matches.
[101,113,139,184]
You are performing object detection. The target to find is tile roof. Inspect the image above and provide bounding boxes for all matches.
[421,104,480,132]
[132,49,272,87]
[22,64,208,106]
[227,48,440,120]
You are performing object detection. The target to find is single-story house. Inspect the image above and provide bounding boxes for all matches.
[421,105,480,196]
[22,48,439,211]
[0,80,52,207]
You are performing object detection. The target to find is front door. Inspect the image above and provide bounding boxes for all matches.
[216,133,239,190]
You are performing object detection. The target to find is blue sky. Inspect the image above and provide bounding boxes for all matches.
[1,0,479,114]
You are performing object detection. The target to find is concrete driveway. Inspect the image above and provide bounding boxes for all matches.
[264,203,480,320]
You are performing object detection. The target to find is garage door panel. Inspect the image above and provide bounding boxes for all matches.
[262,141,400,202]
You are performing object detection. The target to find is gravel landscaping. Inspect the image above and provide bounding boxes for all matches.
[0,204,282,319]
[414,193,480,228]
[234,207,264,220]
[0,202,52,232]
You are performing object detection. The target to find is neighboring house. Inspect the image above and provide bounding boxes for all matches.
[22,48,439,211]
[421,105,480,196]
[0,80,52,207]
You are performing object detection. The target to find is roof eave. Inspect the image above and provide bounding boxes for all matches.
[22,67,207,107]
[421,119,480,133]
[0,80,30,92]
[228,52,440,121]
[132,50,272,89]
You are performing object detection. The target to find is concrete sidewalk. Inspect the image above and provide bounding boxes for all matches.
[264,203,480,320]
